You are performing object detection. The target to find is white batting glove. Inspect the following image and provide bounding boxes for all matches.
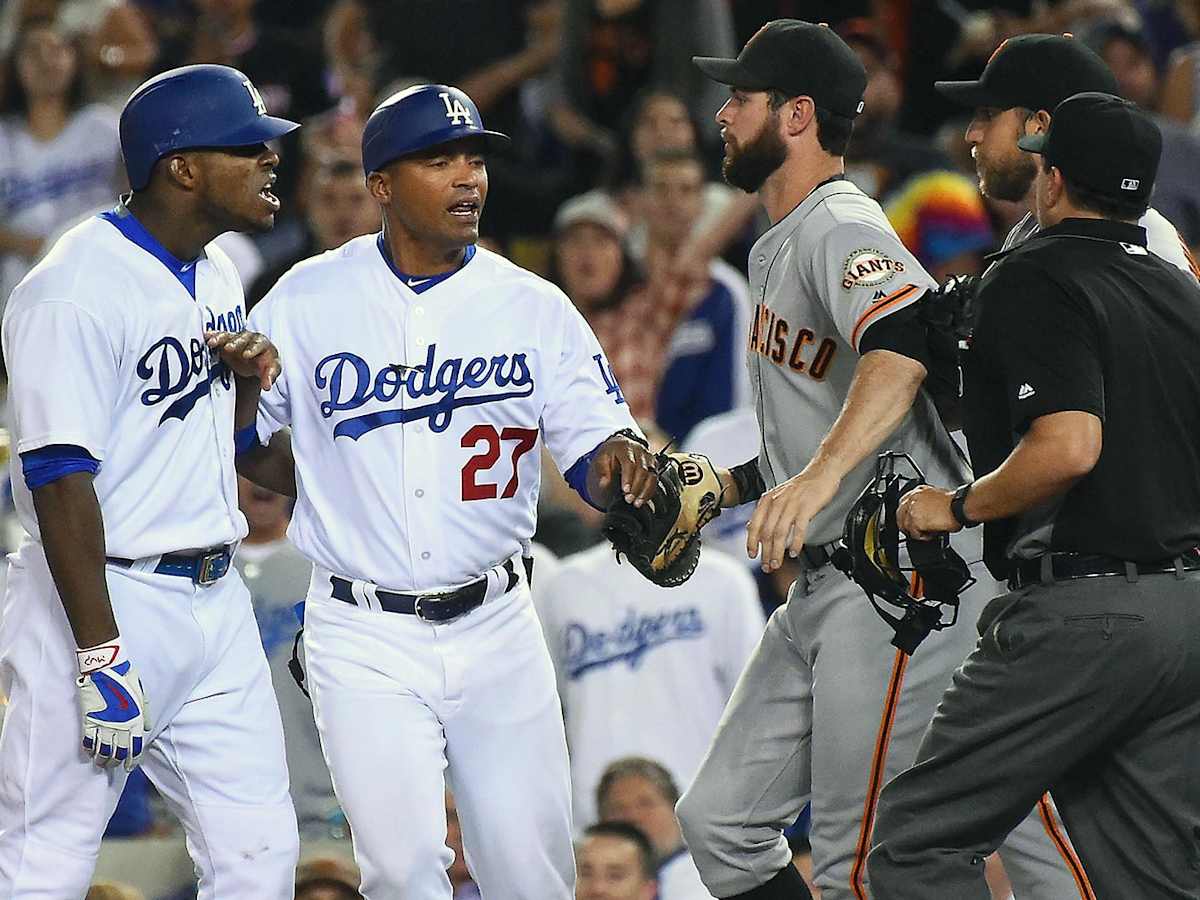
[76,637,151,771]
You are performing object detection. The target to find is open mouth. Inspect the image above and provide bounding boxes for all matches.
[258,176,280,211]
[448,199,480,221]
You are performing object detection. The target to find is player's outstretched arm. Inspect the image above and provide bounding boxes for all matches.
[33,472,151,770]
[585,431,660,509]
[206,329,297,498]
[747,349,927,572]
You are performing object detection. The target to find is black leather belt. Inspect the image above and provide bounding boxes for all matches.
[330,558,518,622]
[106,545,233,585]
[1007,547,1200,590]
[799,543,837,571]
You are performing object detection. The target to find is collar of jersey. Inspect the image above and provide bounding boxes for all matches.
[100,199,199,299]
[760,173,856,242]
[1036,217,1148,248]
[376,233,476,295]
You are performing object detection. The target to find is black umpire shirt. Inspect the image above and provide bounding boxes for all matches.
[963,217,1200,579]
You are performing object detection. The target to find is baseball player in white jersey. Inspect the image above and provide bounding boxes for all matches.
[220,84,660,900]
[0,65,300,898]
[534,537,763,829]
[937,33,1200,283]
[668,22,1091,900]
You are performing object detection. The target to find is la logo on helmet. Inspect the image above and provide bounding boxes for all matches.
[440,92,474,127]
[242,78,267,116]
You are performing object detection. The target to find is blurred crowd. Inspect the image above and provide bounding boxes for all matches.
[2,0,1200,897]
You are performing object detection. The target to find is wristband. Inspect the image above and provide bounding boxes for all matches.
[950,483,981,529]
[77,637,125,675]
[730,458,766,504]
[234,423,261,456]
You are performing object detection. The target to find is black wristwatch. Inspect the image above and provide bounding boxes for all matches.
[950,483,981,529]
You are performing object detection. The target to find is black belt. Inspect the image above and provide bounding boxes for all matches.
[329,558,518,622]
[106,545,233,585]
[800,543,838,571]
[1007,547,1200,590]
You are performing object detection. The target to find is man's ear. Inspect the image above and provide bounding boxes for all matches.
[1027,109,1052,136]
[163,153,201,191]
[783,95,817,138]
[366,170,391,204]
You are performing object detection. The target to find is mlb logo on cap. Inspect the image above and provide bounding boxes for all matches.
[1121,178,1140,191]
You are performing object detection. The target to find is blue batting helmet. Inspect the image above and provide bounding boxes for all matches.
[361,84,510,175]
[120,65,301,191]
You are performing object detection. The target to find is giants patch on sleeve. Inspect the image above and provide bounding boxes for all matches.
[841,248,906,290]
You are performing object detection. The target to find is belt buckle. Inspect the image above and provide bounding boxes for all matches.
[196,549,229,585]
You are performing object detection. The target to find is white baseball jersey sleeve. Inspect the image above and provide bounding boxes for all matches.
[250,237,637,590]
[3,214,248,558]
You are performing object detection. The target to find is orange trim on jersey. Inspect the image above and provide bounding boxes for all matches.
[1038,794,1096,899]
[849,648,910,899]
[850,284,920,350]
[1180,238,1200,280]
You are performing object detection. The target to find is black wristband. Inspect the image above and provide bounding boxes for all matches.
[730,458,765,504]
[950,483,981,528]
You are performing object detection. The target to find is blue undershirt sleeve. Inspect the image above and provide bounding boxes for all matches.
[564,441,605,511]
[21,444,100,490]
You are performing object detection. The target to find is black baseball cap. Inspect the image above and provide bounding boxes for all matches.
[1017,92,1161,204]
[936,34,1118,112]
[693,19,867,119]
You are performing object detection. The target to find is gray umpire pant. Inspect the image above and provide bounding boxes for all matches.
[869,567,1200,899]
[676,532,1085,900]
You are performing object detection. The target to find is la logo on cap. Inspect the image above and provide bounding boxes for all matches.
[1121,178,1140,191]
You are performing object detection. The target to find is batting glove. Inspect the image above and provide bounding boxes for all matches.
[76,637,151,771]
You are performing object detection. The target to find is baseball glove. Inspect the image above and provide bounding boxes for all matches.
[603,450,725,587]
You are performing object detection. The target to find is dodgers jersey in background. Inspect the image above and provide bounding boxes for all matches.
[3,211,248,558]
[250,236,637,591]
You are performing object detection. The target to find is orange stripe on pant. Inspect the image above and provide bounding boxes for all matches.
[850,647,910,899]
[1038,794,1096,899]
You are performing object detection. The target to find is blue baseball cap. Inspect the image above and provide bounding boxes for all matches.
[361,84,510,175]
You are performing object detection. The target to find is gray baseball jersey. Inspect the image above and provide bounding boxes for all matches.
[746,178,968,545]
[677,177,1087,900]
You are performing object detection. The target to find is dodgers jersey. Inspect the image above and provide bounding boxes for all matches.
[250,236,637,591]
[747,177,969,546]
[3,212,249,557]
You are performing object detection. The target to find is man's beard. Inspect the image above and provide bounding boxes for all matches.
[977,152,1037,203]
[722,114,788,193]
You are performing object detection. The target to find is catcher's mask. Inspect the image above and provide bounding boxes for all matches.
[830,452,975,654]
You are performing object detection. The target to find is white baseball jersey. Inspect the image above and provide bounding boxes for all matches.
[249,236,637,590]
[3,211,248,558]
[0,104,123,305]
[533,543,764,828]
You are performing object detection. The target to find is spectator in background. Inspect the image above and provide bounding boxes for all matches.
[839,17,952,202]
[640,148,749,440]
[248,155,378,307]
[445,790,480,900]
[551,192,658,418]
[1086,16,1200,251]
[576,822,658,900]
[534,463,764,828]
[884,170,994,279]
[234,476,343,840]
[294,877,362,900]
[85,883,144,900]
[548,0,735,184]
[324,0,566,241]
[0,17,123,307]
[610,90,742,260]
[596,757,708,899]
[0,0,157,106]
